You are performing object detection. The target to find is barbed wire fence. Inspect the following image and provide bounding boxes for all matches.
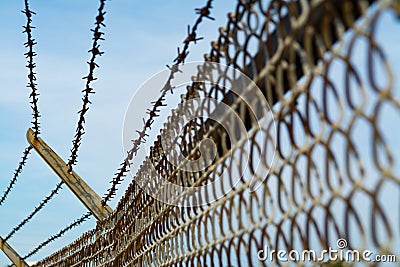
[24,0,399,266]
[0,147,32,206]
[102,0,215,206]
[19,0,220,259]
[0,0,41,208]
[1,0,399,266]
[1,0,108,245]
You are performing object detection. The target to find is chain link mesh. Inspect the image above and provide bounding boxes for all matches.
[32,0,399,266]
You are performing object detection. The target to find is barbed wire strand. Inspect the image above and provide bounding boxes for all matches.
[23,0,41,137]
[102,0,214,205]
[3,0,108,241]
[0,147,32,206]
[3,182,63,242]
[0,0,40,208]
[21,1,216,258]
[21,1,400,264]
[22,212,92,260]
[67,0,107,172]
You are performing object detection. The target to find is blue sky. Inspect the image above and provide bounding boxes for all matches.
[0,0,237,264]
[0,0,400,265]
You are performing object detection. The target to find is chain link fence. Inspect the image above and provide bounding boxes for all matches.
[33,0,399,266]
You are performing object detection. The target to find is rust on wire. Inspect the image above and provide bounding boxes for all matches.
[22,212,92,260]
[0,146,32,206]
[22,0,41,138]
[17,0,217,257]
[0,0,41,208]
[1,0,109,243]
[67,0,107,172]
[31,0,400,266]
[4,181,63,242]
[26,128,112,221]
[101,0,215,206]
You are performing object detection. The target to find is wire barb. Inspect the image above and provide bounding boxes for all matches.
[2,0,109,255]
[22,0,41,138]
[4,182,64,241]
[0,0,41,208]
[67,0,108,173]
[101,0,214,206]
[0,146,32,206]
[22,212,92,260]
[15,0,215,258]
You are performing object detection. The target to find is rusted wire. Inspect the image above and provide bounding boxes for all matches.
[22,212,92,260]
[0,146,32,206]
[3,0,109,242]
[0,0,40,208]
[102,0,214,206]
[67,0,107,172]
[5,0,215,258]
[32,1,400,266]
[22,0,41,137]
[4,182,63,241]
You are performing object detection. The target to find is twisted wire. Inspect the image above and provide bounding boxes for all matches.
[102,0,214,205]
[0,146,32,206]
[67,0,107,172]
[22,212,92,260]
[3,182,63,241]
[31,1,400,266]
[0,0,40,207]
[18,2,216,258]
[23,0,41,137]
[4,0,109,241]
